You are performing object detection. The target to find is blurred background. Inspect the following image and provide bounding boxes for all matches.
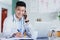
[0,0,60,40]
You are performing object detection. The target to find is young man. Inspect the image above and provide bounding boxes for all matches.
[3,1,32,38]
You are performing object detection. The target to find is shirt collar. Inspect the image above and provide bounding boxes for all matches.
[14,14,24,22]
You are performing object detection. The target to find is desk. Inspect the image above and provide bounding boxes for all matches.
[0,38,33,40]
[48,37,60,40]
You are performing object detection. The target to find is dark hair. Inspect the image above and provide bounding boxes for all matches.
[16,1,26,8]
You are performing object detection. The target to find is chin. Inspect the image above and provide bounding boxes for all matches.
[19,16,22,18]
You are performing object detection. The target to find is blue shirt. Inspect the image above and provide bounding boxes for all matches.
[3,14,32,38]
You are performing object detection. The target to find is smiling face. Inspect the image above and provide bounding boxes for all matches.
[15,6,26,20]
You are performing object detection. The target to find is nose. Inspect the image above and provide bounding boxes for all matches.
[19,11,23,14]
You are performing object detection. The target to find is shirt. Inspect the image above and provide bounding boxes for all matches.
[3,14,32,38]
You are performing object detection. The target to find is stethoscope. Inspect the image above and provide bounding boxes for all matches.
[11,15,31,37]
[13,14,24,25]
[12,15,25,33]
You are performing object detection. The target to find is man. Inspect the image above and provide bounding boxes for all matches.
[3,1,32,38]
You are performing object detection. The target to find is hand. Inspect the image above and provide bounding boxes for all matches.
[11,33,16,37]
[15,32,22,38]
[24,32,27,37]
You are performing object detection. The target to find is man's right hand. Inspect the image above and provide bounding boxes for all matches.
[11,32,22,38]
[15,32,22,38]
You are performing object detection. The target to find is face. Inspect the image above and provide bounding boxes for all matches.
[15,6,26,19]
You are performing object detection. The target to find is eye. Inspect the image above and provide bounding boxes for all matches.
[22,10,25,12]
[17,8,20,11]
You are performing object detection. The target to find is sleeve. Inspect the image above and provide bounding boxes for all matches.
[3,18,8,33]
[25,23,38,39]
[3,18,9,36]
[24,23,34,38]
[3,17,12,37]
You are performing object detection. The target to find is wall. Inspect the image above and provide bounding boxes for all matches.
[0,2,12,33]
[19,0,60,22]
[12,0,19,15]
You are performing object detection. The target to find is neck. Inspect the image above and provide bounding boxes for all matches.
[15,14,21,21]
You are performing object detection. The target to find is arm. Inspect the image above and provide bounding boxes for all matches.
[3,18,10,37]
[24,23,33,38]
[3,17,14,37]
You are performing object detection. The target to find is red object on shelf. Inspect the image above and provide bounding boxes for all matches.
[1,8,7,32]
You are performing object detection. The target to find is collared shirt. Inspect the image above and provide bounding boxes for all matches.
[3,14,32,38]
[13,14,25,35]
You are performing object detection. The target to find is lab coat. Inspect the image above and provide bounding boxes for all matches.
[3,14,32,38]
